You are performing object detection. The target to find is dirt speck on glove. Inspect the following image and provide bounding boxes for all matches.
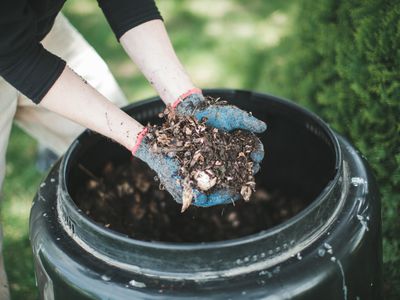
[146,98,259,211]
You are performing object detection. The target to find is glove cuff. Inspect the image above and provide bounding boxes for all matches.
[131,127,148,156]
[171,88,202,109]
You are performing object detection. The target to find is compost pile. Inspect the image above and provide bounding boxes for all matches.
[75,159,306,242]
[146,98,258,211]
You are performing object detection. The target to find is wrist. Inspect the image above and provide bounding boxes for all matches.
[171,88,203,109]
[131,127,148,156]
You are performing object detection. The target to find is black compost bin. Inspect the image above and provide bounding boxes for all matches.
[29,89,382,300]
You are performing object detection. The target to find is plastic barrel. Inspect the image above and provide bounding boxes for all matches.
[29,89,382,299]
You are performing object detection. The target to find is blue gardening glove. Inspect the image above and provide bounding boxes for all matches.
[175,92,266,175]
[134,134,241,209]
[175,93,267,133]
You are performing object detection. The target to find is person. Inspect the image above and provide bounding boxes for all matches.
[0,0,266,298]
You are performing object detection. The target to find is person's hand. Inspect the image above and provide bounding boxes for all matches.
[133,130,242,208]
[174,90,266,174]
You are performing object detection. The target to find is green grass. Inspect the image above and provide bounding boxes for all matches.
[1,126,40,299]
[1,0,397,299]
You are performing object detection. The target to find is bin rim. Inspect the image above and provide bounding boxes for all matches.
[58,88,343,252]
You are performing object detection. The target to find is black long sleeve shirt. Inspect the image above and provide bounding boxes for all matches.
[0,0,162,103]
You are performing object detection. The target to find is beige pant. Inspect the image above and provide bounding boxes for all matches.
[0,13,127,299]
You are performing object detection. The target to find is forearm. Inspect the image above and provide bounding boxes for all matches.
[40,66,144,151]
[120,19,196,105]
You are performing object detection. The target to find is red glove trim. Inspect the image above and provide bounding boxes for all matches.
[171,88,202,109]
[131,127,148,156]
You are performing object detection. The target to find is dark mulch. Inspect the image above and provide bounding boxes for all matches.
[75,159,307,243]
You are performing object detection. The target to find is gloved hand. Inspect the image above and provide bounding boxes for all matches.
[133,129,242,208]
[174,90,267,133]
[174,89,266,175]
[132,90,267,208]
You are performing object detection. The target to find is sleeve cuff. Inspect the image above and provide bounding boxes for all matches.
[98,0,163,40]
[0,43,66,104]
[29,48,66,103]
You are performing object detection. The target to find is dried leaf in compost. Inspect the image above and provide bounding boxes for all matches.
[190,151,204,167]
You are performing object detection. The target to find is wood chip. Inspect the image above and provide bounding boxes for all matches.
[240,185,252,201]
[181,178,193,212]
[194,170,217,191]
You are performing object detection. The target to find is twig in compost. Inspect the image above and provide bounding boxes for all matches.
[78,164,100,182]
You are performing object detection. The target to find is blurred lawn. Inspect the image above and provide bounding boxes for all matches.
[2,0,385,299]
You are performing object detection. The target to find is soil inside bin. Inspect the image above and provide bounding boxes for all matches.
[75,158,308,243]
